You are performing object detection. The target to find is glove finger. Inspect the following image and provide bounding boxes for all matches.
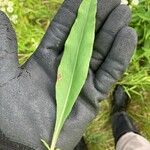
[0,11,19,85]
[91,5,131,71]
[25,0,120,73]
[94,27,137,100]
[36,0,120,54]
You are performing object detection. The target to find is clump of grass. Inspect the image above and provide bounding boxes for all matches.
[85,100,114,150]
[1,0,63,64]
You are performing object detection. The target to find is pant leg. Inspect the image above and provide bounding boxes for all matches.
[116,132,150,150]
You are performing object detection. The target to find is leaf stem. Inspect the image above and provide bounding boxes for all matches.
[50,126,60,150]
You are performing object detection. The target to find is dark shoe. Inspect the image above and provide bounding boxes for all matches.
[112,112,139,145]
[111,85,139,145]
[111,85,130,114]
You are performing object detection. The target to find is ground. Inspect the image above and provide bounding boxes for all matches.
[0,0,150,150]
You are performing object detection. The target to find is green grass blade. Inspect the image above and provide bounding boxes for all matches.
[50,0,97,149]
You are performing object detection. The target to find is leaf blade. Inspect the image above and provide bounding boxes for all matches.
[50,0,97,149]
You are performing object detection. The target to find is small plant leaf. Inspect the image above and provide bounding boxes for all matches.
[50,0,97,149]
[41,139,51,150]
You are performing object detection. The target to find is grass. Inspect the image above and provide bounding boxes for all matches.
[0,0,63,63]
[0,0,150,150]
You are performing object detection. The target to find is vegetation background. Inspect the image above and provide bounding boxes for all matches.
[0,0,150,149]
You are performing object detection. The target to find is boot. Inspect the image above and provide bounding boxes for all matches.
[111,85,139,145]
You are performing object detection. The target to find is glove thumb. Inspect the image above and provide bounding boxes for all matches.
[0,11,19,85]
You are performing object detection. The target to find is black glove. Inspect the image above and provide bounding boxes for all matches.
[0,0,137,149]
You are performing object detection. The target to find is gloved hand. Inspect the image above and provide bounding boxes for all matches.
[0,0,137,149]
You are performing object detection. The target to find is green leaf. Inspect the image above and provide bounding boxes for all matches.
[50,0,97,149]
[41,139,51,150]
